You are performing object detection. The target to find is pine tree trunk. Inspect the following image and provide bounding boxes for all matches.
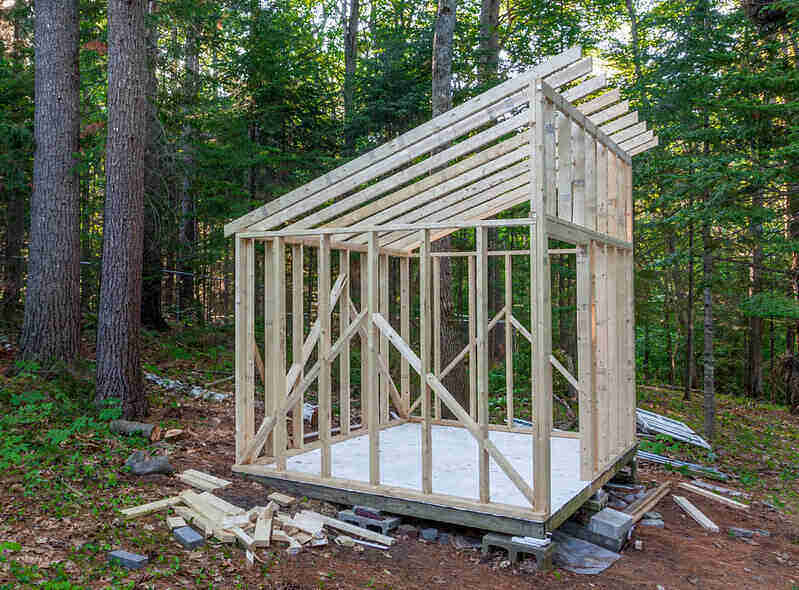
[20,0,81,364]
[478,0,499,83]
[683,195,695,400]
[142,0,167,331]
[431,0,466,407]
[748,189,764,397]
[703,198,715,439]
[343,0,360,153]
[96,0,148,419]
[178,27,199,316]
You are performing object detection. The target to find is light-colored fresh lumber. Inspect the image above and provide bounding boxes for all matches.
[623,482,671,522]
[341,249,351,436]
[367,232,380,485]
[276,513,325,538]
[182,469,232,488]
[230,526,256,549]
[673,495,720,533]
[267,491,296,507]
[180,490,227,523]
[318,234,332,477]
[677,482,749,510]
[177,472,224,492]
[291,243,304,448]
[419,229,433,494]
[505,255,514,428]
[476,226,490,503]
[253,511,273,548]
[299,510,396,546]
[433,256,442,420]
[400,256,410,412]
[166,516,187,530]
[120,496,182,519]
[378,254,389,424]
[173,506,233,542]
[199,491,245,515]
[272,529,303,554]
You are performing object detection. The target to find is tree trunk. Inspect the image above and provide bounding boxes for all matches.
[703,189,715,438]
[748,189,764,397]
[19,0,81,364]
[478,0,499,83]
[142,0,167,331]
[343,0,360,153]
[178,26,199,317]
[683,193,695,400]
[431,0,466,407]
[96,0,148,419]
[625,0,643,82]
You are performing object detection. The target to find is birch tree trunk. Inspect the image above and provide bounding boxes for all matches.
[20,0,81,364]
[96,0,148,419]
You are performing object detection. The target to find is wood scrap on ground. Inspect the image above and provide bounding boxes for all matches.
[267,492,296,507]
[673,495,720,533]
[677,482,749,510]
[624,481,671,523]
[177,469,232,492]
[120,496,182,518]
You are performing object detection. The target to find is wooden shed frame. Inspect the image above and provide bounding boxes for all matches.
[226,47,657,537]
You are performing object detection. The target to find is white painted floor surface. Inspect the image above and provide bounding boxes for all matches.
[273,422,590,513]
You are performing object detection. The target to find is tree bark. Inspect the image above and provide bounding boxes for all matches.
[683,193,695,400]
[142,0,167,331]
[703,204,715,439]
[478,0,499,83]
[431,0,467,407]
[748,189,764,397]
[343,0,360,153]
[178,25,199,317]
[96,0,148,419]
[19,0,81,364]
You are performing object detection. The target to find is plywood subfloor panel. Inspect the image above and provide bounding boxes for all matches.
[266,423,590,514]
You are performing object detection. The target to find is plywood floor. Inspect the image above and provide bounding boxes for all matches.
[266,422,590,513]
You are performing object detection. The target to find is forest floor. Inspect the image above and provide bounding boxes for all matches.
[1,325,798,589]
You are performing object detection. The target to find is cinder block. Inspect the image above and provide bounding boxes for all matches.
[338,509,400,535]
[173,526,205,549]
[108,550,148,570]
[481,533,555,571]
[584,489,609,512]
[588,508,633,541]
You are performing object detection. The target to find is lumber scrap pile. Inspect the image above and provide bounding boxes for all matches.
[119,474,396,562]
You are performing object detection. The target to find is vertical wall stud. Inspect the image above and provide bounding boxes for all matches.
[577,244,595,479]
[400,257,410,414]
[476,226,490,504]
[419,230,433,494]
[291,244,304,448]
[468,256,477,419]
[319,235,332,478]
[367,233,380,485]
[504,254,514,429]
[379,254,389,423]
[273,238,287,470]
[341,249,351,436]
[433,256,442,420]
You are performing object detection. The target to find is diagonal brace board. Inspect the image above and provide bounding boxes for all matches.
[301,273,348,363]
[243,361,322,464]
[425,373,536,506]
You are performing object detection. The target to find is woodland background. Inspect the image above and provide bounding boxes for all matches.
[1,0,798,432]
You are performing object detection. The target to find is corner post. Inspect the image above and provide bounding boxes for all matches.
[234,236,255,464]
[273,238,287,470]
[367,232,380,485]
[476,226,490,503]
[530,78,553,515]
[419,229,433,494]
[577,244,595,479]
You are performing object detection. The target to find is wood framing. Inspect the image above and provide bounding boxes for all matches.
[228,48,652,537]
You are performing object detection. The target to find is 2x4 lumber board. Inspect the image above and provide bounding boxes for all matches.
[200,492,245,516]
[476,227,490,503]
[531,79,553,515]
[372,310,422,375]
[359,254,369,421]
[242,360,321,463]
[594,242,610,467]
[619,130,654,152]
[180,490,227,524]
[628,136,659,156]
[400,257,411,411]
[291,244,304,448]
[577,88,620,116]
[345,147,529,244]
[624,482,671,521]
[509,313,533,344]
[426,373,536,506]
[329,309,367,362]
[563,73,607,102]
[433,257,442,420]
[544,97,557,217]
[419,229,433,493]
[299,510,396,545]
[341,250,351,436]
[677,482,749,510]
[379,255,390,424]
[120,496,182,518]
[550,354,580,392]
[254,512,273,547]
[572,124,586,226]
[596,144,609,235]
[273,238,288,470]
[301,273,348,364]
[610,121,646,145]
[607,151,618,240]
[319,118,530,233]
[576,246,596,479]
[673,495,720,532]
[226,47,581,236]
[235,238,255,464]
[600,111,638,136]
[558,115,573,221]
[241,217,539,239]
[540,82,631,165]
[468,256,478,419]
[183,470,232,488]
[544,57,593,90]
[366,232,380,485]
[384,178,531,250]
[505,255,514,429]
[319,235,332,478]
[252,337,266,385]
[585,135,597,231]
[264,240,275,456]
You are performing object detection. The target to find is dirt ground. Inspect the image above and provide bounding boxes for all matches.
[3,384,799,590]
